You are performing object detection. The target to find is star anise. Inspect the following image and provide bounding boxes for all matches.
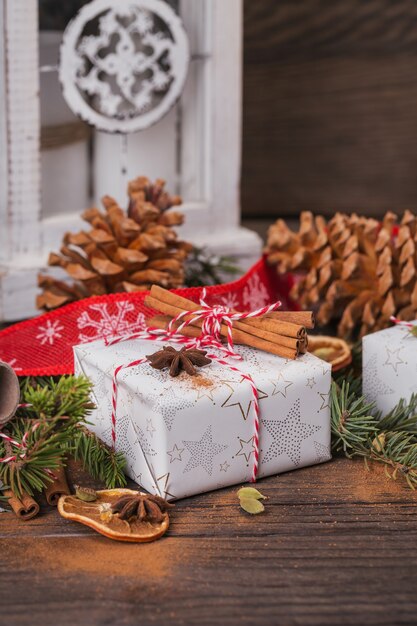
[146,345,211,377]
[111,492,174,523]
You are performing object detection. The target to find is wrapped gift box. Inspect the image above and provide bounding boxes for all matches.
[363,321,417,415]
[74,339,332,500]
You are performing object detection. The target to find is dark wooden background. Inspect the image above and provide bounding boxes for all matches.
[3,458,417,626]
[242,0,417,219]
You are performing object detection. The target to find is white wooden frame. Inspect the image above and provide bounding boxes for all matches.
[0,0,261,321]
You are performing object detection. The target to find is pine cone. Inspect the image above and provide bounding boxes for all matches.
[37,177,193,310]
[266,210,417,338]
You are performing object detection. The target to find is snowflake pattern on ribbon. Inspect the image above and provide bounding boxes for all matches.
[0,356,22,373]
[242,274,269,310]
[77,301,145,343]
[36,320,64,346]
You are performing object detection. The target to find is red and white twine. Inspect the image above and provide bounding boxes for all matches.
[0,420,40,463]
[107,292,282,482]
[390,316,415,330]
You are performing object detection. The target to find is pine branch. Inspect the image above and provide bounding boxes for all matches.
[368,431,417,490]
[331,377,417,490]
[0,418,68,496]
[70,427,127,489]
[378,394,417,435]
[330,380,378,457]
[19,375,95,421]
[1,375,100,498]
[184,246,240,288]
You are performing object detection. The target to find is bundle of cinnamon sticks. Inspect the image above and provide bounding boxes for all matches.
[144,286,314,359]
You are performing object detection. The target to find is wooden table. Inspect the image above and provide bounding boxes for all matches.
[2,457,417,626]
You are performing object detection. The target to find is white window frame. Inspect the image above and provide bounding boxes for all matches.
[0,0,261,321]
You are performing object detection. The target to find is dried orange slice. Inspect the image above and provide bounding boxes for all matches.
[58,488,170,542]
[308,335,352,372]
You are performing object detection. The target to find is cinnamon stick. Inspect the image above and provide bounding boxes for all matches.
[148,285,305,339]
[145,285,306,343]
[148,315,298,360]
[146,294,299,351]
[4,489,40,521]
[298,335,308,354]
[44,464,70,506]
[266,311,315,329]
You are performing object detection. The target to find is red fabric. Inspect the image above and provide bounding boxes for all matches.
[0,257,294,377]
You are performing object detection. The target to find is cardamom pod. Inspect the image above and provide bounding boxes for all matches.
[372,433,386,453]
[239,497,265,515]
[237,487,266,501]
[75,485,97,502]
[237,486,267,515]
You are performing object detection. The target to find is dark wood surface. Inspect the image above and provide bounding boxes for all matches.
[242,0,417,218]
[2,457,417,626]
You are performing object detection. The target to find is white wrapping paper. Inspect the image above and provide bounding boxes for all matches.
[363,321,417,415]
[74,339,332,500]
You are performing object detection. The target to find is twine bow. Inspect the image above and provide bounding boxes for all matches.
[107,292,282,482]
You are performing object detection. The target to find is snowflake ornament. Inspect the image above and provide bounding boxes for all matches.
[59,0,189,133]
[77,301,145,343]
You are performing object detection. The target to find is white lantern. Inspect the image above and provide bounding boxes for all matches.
[0,0,261,322]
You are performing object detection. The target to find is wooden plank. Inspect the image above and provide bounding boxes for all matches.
[209,0,243,232]
[1,458,417,625]
[242,0,417,219]
[0,0,8,264]
[181,0,210,202]
[3,0,41,256]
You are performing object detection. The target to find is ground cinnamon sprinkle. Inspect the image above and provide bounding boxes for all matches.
[2,534,181,579]
[176,372,215,389]
[189,375,214,388]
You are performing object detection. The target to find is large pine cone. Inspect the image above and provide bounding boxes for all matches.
[266,210,417,338]
[37,177,193,310]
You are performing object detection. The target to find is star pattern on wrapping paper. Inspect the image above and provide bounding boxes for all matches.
[306,377,316,389]
[318,391,330,412]
[94,369,112,401]
[384,346,406,373]
[195,384,216,403]
[233,346,271,373]
[314,441,331,463]
[262,399,321,466]
[101,421,115,447]
[92,396,112,431]
[131,421,157,457]
[151,386,195,431]
[146,419,156,437]
[131,471,143,487]
[183,426,228,476]
[220,460,230,472]
[314,360,330,376]
[113,413,137,461]
[235,436,256,464]
[167,443,185,463]
[222,380,268,421]
[155,472,176,500]
[270,372,293,398]
[363,353,394,397]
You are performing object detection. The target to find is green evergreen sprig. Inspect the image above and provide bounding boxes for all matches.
[184,246,240,288]
[70,427,127,489]
[1,375,127,498]
[330,380,378,457]
[331,366,417,489]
